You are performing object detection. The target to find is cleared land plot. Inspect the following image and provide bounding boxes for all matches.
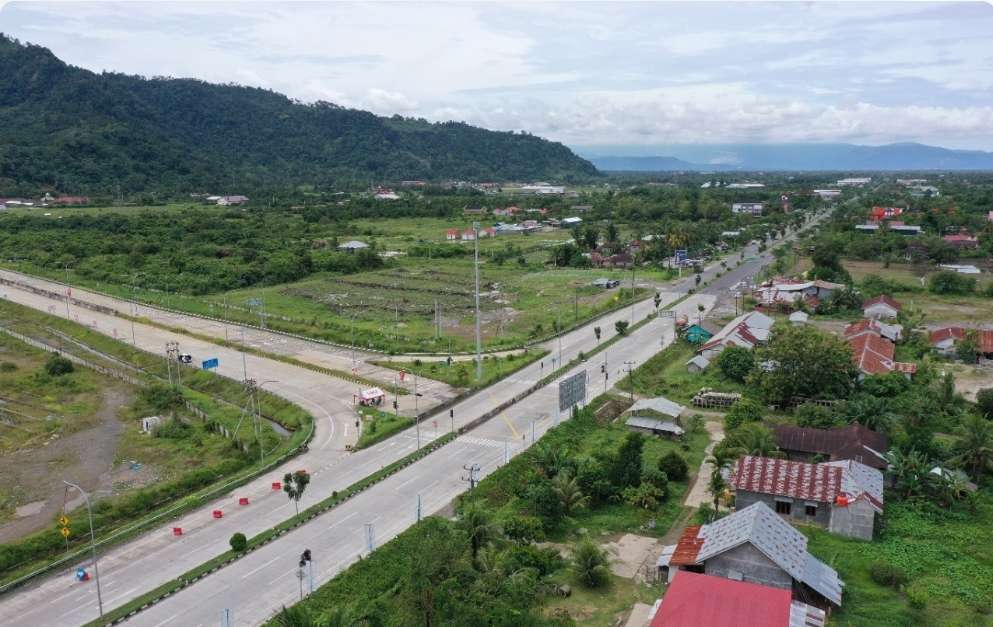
[616,340,746,407]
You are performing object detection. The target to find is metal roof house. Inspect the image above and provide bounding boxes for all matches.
[773,424,888,470]
[685,354,711,373]
[668,501,844,608]
[729,456,883,540]
[626,396,686,419]
[625,416,684,439]
[338,240,370,252]
[649,571,825,627]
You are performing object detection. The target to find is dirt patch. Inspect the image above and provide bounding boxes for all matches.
[600,533,664,581]
[0,385,135,542]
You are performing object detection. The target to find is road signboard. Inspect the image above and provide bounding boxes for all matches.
[58,515,69,526]
[675,249,688,264]
[558,371,586,412]
[60,527,70,538]
[659,310,676,319]
[202,358,219,370]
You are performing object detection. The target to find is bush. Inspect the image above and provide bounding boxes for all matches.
[868,561,908,588]
[229,532,248,552]
[44,353,74,376]
[928,271,976,295]
[502,515,545,544]
[571,537,610,588]
[0,361,17,372]
[658,451,689,482]
[977,388,993,420]
[716,346,754,382]
[794,403,841,429]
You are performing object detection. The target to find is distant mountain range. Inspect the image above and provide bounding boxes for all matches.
[575,143,993,172]
[0,35,597,195]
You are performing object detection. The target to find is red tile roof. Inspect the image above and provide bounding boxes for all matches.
[669,525,705,566]
[730,456,842,503]
[982,330,993,353]
[650,571,792,627]
[863,294,901,312]
[930,326,965,344]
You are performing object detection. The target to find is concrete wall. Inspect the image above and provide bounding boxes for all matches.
[704,543,793,590]
[735,490,832,528]
[828,500,876,540]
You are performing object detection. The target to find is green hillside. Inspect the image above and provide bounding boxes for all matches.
[0,35,598,195]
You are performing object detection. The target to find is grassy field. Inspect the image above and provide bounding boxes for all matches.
[373,348,547,390]
[616,339,746,406]
[805,495,993,627]
[353,404,412,449]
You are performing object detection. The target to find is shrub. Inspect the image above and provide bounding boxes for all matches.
[44,353,74,376]
[868,561,908,588]
[658,451,689,482]
[929,270,976,295]
[794,403,840,429]
[0,361,17,372]
[977,388,993,420]
[571,538,610,588]
[229,532,247,552]
[502,515,545,544]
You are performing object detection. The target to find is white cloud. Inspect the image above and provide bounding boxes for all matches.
[2,1,992,149]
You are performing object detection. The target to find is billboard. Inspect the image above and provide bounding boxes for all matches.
[558,371,587,412]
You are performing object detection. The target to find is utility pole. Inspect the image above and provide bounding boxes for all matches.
[461,463,481,490]
[241,329,248,380]
[557,309,563,367]
[416,494,422,522]
[165,341,180,386]
[630,265,636,326]
[64,265,71,320]
[473,221,482,381]
[364,523,376,553]
[603,350,609,394]
[63,481,103,618]
[414,375,423,449]
[624,360,635,404]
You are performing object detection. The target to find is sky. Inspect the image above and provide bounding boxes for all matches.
[3,1,993,150]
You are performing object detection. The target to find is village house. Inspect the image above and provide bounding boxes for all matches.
[623,396,685,439]
[491,205,520,217]
[844,318,902,342]
[837,177,871,187]
[590,250,633,268]
[789,311,809,325]
[373,188,400,200]
[753,278,843,310]
[773,423,889,471]
[813,189,841,200]
[929,326,993,359]
[868,206,904,221]
[649,571,825,627]
[684,354,711,374]
[561,216,582,226]
[731,202,764,215]
[939,264,981,275]
[664,501,844,608]
[696,311,775,361]
[445,228,460,241]
[848,323,916,378]
[886,222,923,235]
[217,195,249,206]
[682,321,718,345]
[463,206,487,216]
[337,240,370,253]
[730,455,884,541]
[943,232,979,250]
[862,294,901,319]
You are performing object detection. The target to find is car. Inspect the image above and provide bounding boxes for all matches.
[177,353,193,364]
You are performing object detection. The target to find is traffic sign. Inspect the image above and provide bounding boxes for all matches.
[60,527,70,538]
[202,357,219,370]
[558,371,587,412]
[58,515,70,526]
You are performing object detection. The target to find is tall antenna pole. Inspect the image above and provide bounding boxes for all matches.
[473,221,482,381]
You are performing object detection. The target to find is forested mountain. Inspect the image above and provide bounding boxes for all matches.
[0,36,598,195]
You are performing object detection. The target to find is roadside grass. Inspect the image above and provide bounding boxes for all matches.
[615,339,746,406]
[805,495,993,627]
[373,348,547,390]
[353,405,412,450]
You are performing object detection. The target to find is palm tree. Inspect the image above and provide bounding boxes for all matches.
[532,443,566,478]
[949,414,993,482]
[730,423,781,458]
[705,456,730,514]
[571,537,610,588]
[273,606,326,627]
[551,471,589,517]
[456,503,496,563]
[885,449,931,498]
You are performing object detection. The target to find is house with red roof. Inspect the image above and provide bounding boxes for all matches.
[730,455,883,540]
[943,232,979,249]
[930,326,993,359]
[862,294,901,319]
[665,501,844,608]
[445,228,460,241]
[697,311,775,361]
[649,571,825,627]
[847,325,916,377]
[844,318,902,342]
[868,206,904,222]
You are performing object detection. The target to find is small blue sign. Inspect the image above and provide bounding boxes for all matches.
[675,249,688,264]
[202,358,219,370]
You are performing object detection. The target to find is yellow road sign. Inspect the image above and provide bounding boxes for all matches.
[58,515,70,527]
[60,527,71,538]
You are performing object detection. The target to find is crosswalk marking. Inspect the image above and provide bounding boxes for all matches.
[458,435,506,449]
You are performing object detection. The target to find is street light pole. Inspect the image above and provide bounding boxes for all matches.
[63,481,103,618]
[624,360,635,405]
[64,265,71,320]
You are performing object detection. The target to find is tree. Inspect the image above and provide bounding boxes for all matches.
[950,414,993,482]
[885,449,931,498]
[658,451,689,482]
[44,353,74,376]
[724,397,764,430]
[457,503,496,562]
[283,470,311,515]
[501,515,544,544]
[976,388,993,420]
[606,222,619,243]
[750,325,857,407]
[614,320,629,336]
[622,482,664,510]
[716,346,754,382]
[706,459,728,514]
[957,331,980,364]
[609,432,644,489]
[570,538,610,588]
[726,423,780,457]
[229,532,247,552]
[593,326,601,343]
[551,471,589,517]
[794,403,840,429]
[808,237,850,283]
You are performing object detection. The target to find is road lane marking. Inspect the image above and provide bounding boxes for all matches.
[326,511,358,531]
[240,555,282,580]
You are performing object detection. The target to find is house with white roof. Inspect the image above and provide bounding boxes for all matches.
[697,311,775,361]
